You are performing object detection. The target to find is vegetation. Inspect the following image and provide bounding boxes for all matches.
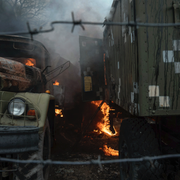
[0,0,49,31]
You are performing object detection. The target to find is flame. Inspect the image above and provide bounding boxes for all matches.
[55,109,63,117]
[93,129,103,134]
[53,80,59,86]
[25,58,36,67]
[91,101,117,136]
[100,145,119,156]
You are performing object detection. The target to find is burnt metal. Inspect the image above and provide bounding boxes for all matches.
[109,110,115,134]
[45,61,70,82]
[0,57,43,92]
[42,66,51,74]
[82,100,104,134]
[70,101,104,151]
[0,35,57,180]
[108,101,115,134]
[0,126,39,154]
[79,36,105,101]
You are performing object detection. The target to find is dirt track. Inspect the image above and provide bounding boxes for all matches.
[49,115,120,180]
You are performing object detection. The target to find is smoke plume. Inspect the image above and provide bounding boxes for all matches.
[0,0,112,107]
[35,0,112,106]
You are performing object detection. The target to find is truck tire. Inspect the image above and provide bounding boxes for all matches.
[119,118,163,180]
[15,119,51,180]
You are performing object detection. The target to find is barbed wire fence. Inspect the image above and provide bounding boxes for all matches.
[1,154,180,171]
[0,11,180,169]
[0,12,180,38]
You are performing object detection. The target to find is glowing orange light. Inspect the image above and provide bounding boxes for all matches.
[45,90,51,94]
[25,58,36,67]
[27,109,36,116]
[53,80,60,86]
[91,101,117,136]
[55,109,63,117]
[100,145,119,156]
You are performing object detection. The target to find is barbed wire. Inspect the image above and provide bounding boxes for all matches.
[1,154,180,170]
[0,12,180,38]
[0,12,180,171]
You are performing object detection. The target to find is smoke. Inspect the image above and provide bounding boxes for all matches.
[35,0,112,61]
[106,7,115,21]
[0,0,48,32]
[0,0,112,107]
[34,0,112,106]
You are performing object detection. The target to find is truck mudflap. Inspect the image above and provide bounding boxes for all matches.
[0,126,40,154]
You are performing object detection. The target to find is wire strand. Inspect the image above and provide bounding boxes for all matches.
[1,20,180,36]
[1,154,180,166]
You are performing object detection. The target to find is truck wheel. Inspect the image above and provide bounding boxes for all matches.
[15,119,51,180]
[119,118,163,180]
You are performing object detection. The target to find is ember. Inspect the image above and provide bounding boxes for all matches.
[53,80,60,86]
[25,58,36,67]
[55,109,63,117]
[100,145,119,156]
[91,101,117,136]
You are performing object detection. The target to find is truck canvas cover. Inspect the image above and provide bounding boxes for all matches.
[103,0,180,116]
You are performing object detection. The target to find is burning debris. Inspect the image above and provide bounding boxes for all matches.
[0,57,43,91]
[76,100,119,157]
[25,58,36,67]
[55,108,63,117]
[100,145,119,156]
[91,101,117,136]
[53,80,64,117]
[53,80,60,86]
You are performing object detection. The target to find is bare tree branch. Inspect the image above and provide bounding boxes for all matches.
[0,0,49,23]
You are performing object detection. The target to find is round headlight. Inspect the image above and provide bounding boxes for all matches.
[8,98,26,116]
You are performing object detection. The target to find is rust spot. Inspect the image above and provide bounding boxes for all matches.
[0,57,26,77]
[0,57,42,91]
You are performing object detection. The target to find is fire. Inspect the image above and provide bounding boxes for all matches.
[100,145,119,156]
[25,58,36,67]
[91,101,117,136]
[55,109,63,117]
[53,80,59,86]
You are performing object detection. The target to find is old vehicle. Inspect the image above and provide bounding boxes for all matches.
[0,35,56,180]
[79,0,180,179]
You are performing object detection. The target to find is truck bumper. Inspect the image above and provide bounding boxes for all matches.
[0,126,40,154]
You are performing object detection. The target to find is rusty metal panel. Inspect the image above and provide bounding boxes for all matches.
[79,36,104,101]
[0,57,43,91]
[0,35,49,79]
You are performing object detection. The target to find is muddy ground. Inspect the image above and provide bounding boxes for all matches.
[49,110,121,180]
[48,101,180,180]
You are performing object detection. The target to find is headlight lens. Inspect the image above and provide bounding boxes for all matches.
[8,98,26,116]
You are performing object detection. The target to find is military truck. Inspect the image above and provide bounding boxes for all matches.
[0,35,57,180]
[79,0,180,179]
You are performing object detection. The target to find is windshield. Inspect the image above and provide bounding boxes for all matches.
[0,40,45,69]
